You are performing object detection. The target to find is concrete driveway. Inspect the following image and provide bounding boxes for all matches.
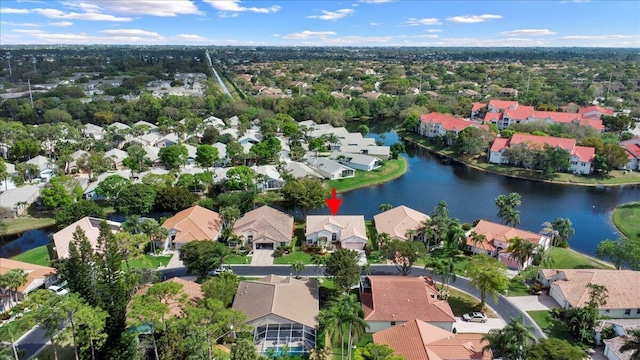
[454,317,506,333]
[251,249,274,265]
[506,294,559,312]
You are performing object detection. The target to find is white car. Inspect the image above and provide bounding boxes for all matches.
[462,312,487,323]
[48,285,69,296]
[212,266,233,276]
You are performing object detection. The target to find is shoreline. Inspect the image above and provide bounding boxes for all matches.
[330,157,408,194]
[403,136,640,188]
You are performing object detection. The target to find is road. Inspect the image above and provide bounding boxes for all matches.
[205,50,231,97]
[15,324,54,360]
[161,264,546,340]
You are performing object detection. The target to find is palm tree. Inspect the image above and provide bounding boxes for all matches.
[378,203,393,212]
[541,218,574,247]
[311,254,326,277]
[290,261,305,279]
[445,220,467,251]
[483,316,535,360]
[0,269,28,307]
[319,294,368,360]
[502,207,521,227]
[508,237,537,272]
[620,329,640,360]
[469,231,487,249]
[308,347,332,360]
[361,263,371,276]
[425,257,456,291]
[122,215,145,234]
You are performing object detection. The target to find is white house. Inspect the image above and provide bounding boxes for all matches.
[0,163,17,191]
[83,123,105,140]
[0,185,41,217]
[621,137,640,171]
[156,133,179,148]
[418,112,477,138]
[252,165,285,191]
[305,157,355,180]
[305,215,367,250]
[329,151,382,172]
[26,155,56,181]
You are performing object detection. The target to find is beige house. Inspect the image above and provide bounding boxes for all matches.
[161,205,222,250]
[373,205,430,242]
[52,217,121,259]
[537,269,640,318]
[305,215,367,250]
[374,319,492,360]
[232,275,318,355]
[360,276,456,333]
[233,206,294,250]
[1,258,57,306]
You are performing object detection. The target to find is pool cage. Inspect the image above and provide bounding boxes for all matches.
[254,323,316,354]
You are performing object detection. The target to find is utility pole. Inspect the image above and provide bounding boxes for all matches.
[32,57,37,72]
[28,79,34,107]
[419,75,422,93]
[525,72,531,95]
[606,73,612,98]
[6,52,12,76]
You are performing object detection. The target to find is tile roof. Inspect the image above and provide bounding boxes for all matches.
[578,105,614,116]
[373,206,430,241]
[621,137,640,158]
[604,335,637,360]
[420,113,475,132]
[162,205,222,243]
[373,319,491,360]
[471,103,487,112]
[233,206,294,245]
[52,217,121,259]
[490,134,596,162]
[362,276,456,323]
[0,258,56,293]
[232,275,319,328]
[132,277,202,318]
[305,215,367,241]
[488,100,519,110]
[546,269,640,309]
[466,220,545,250]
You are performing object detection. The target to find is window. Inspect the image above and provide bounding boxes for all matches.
[247,235,253,244]
[581,162,586,166]
[331,233,337,242]
[570,161,578,165]
[307,238,314,244]
[625,309,631,315]
[390,322,396,326]
[637,309,640,314]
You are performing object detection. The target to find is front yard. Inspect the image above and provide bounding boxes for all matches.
[527,310,572,341]
[121,255,172,270]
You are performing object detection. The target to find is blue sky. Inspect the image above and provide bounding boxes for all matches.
[1,0,639,47]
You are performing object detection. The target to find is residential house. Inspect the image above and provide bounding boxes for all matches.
[305,157,355,180]
[329,151,382,172]
[132,277,202,318]
[362,92,383,100]
[595,319,640,346]
[83,123,105,140]
[471,102,487,119]
[418,113,476,139]
[83,170,131,200]
[284,162,323,180]
[360,276,456,332]
[203,116,225,129]
[69,150,89,173]
[232,275,319,354]
[373,206,430,242]
[26,155,56,181]
[465,220,551,270]
[487,100,520,113]
[134,132,161,147]
[0,258,57,303]
[0,185,41,217]
[500,87,519,98]
[133,121,158,133]
[109,122,132,132]
[373,319,492,360]
[339,145,390,161]
[578,105,614,120]
[233,206,294,250]
[252,165,285,191]
[105,148,128,169]
[489,134,596,175]
[160,205,222,250]
[52,216,121,259]
[0,162,17,191]
[143,145,161,167]
[604,334,639,360]
[156,133,179,148]
[621,137,640,171]
[537,269,640,318]
[305,215,367,250]
[483,101,604,131]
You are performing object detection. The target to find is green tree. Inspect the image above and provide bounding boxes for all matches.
[291,260,305,279]
[231,339,258,360]
[201,126,220,144]
[483,316,535,360]
[195,144,219,169]
[122,144,150,172]
[539,145,571,176]
[540,218,574,248]
[75,302,108,360]
[389,142,405,159]
[425,256,456,291]
[507,237,537,271]
[402,113,420,132]
[599,143,630,171]
[201,272,240,307]
[0,158,9,191]
[114,183,156,215]
[455,127,495,156]
[495,193,522,227]
[596,237,640,270]
[527,338,585,360]
[77,152,114,181]
[382,239,426,276]
[41,176,83,209]
[55,200,105,228]
[142,173,175,188]
[114,232,148,271]
[179,241,229,279]
[357,124,370,137]
[324,249,361,294]
[225,141,244,165]
[95,175,130,205]
[0,269,28,306]
[250,136,281,163]
[155,186,195,212]
[9,138,40,162]
[28,290,67,360]
[225,165,256,191]
[620,329,640,360]
[281,178,328,218]
[158,144,188,169]
[467,254,510,309]
[354,343,402,360]
[602,115,634,134]
[44,108,72,123]
[378,203,393,212]
[56,226,97,306]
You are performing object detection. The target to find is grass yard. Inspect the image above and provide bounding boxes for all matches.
[273,247,313,264]
[0,312,37,343]
[507,277,531,296]
[547,247,613,269]
[11,245,51,267]
[226,254,251,264]
[0,216,56,236]
[527,310,572,341]
[446,287,497,318]
[613,202,640,242]
[329,158,407,193]
[123,255,172,270]
[419,249,469,275]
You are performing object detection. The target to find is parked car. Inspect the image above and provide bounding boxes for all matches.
[462,312,487,323]
[212,266,233,276]
[48,285,69,296]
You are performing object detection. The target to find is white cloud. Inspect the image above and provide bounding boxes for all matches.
[307,8,353,21]
[31,8,133,21]
[0,7,31,14]
[174,33,209,42]
[89,0,203,16]
[446,14,502,23]
[500,29,556,36]
[406,17,441,26]
[411,34,439,39]
[49,21,73,26]
[426,29,442,33]
[370,22,379,26]
[203,0,280,14]
[272,33,280,37]
[100,29,161,37]
[560,34,636,40]
[0,21,43,26]
[359,0,396,3]
[283,30,337,39]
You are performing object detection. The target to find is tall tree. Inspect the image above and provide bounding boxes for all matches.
[620,329,640,360]
[0,269,28,307]
[95,175,130,205]
[596,237,640,270]
[495,193,522,227]
[56,226,97,306]
[382,239,425,276]
[41,176,84,210]
[507,237,537,271]
[77,152,114,181]
[114,183,156,215]
[527,338,585,360]
[158,144,188,169]
[483,316,535,360]
[201,272,240,307]
[55,200,105,228]
[290,260,305,279]
[195,144,219,170]
[231,339,258,360]
[467,255,510,309]
[179,241,229,279]
[281,177,328,218]
[324,249,361,294]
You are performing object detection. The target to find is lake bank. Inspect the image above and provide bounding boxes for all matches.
[612,201,640,242]
[402,134,640,187]
[329,157,408,193]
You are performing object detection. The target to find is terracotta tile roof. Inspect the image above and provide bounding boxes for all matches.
[162,205,222,243]
[233,206,294,245]
[471,103,487,112]
[621,137,640,158]
[362,276,455,323]
[578,105,614,116]
[0,258,57,293]
[488,100,519,111]
[132,277,202,318]
[547,269,640,309]
[373,319,491,360]
[466,220,545,250]
[573,145,596,163]
[420,113,475,132]
[490,134,596,163]
[232,275,319,328]
[483,112,502,122]
[305,215,367,241]
[502,108,605,130]
[604,335,637,360]
[52,217,121,259]
[374,206,430,241]
[489,138,509,152]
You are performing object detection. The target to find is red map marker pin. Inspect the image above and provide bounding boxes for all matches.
[325,188,342,216]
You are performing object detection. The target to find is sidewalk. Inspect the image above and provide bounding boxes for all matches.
[164,251,183,269]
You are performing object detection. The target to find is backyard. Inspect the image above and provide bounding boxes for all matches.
[329,158,407,193]
[527,310,572,341]
[11,245,51,267]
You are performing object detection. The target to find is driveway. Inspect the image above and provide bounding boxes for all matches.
[506,294,559,312]
[454,317,506,333]
[251,249,274,266]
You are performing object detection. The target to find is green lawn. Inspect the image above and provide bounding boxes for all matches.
[0,216,56,236]
[123,255,171,270]
[420,249,469,275]
[226,254,251,264]
[613,202,640,242]
[546,247,613,269]
[0,312,37,343]
[329,158,407,193]
[527,310,572,341]
[11,245,51,267]
[507,277,531,296]
[446,287,497,318]
[273,247,313,264]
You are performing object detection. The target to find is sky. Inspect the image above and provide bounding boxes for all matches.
[1,0,639,47]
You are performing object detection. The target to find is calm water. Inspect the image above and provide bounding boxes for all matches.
[311,131,640,256]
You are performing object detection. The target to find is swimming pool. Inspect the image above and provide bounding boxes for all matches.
[263,346,306,355]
